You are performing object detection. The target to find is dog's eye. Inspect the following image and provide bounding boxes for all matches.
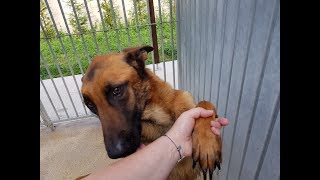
[112,87,122,97]
[106,83,127,101]
[83,96,98,115]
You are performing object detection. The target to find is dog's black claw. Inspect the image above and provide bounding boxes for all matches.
[203,169,207,180]
[192,159,197,169]
[213,160,217,170]
[209,169,213,180]
[216,160,221,170]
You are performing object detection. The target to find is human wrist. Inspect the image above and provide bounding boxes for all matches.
[162,133,184,162]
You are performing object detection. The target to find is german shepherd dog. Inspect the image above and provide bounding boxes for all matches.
[80,46,222,180]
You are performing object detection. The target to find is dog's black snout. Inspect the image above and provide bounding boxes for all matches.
[106,131,139,159]
[106,139,127,159]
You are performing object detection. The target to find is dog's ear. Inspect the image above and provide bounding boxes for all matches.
[123,46,153,78]
[123,46,153,61]
[122,45,153,54]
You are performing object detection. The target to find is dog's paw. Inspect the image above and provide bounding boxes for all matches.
[192,101,222,180]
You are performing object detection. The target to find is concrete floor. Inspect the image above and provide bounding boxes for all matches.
[40,117,118,180]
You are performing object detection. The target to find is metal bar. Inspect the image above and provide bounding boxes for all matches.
[83,0,101,54]
[184,0,189,91]
[223,0,240,124]
[196,0,203,101]
[223,0,241,174]
[226,0,258,178]
[180,0,186,90]
[220,0,230,142]
[169,0,176,88]
[40,21,179,39]
[216,0,229,112]
[121,0,131,45]
[147,0,160,64]
[44,0,87,116]
[40,21,78,118]
[133,0,142,45]
[40,77,60,120]
[195,0,202,102]
[198,0,208,101]
[178,0,184,89]
[202,0,210,99]
[40,99,55,131]
[146,0,155,73]
[179,0,185,90]
[51,114,95,125]
[57,0,84,76]
[239,3,279,178]
[70,0,91,62]
[109,0,121,51]
[190,0,196,99]
[255,94,279,180]
[157,0,166,82]
[96,0,111,53]
[176,0,182,89]
[208,0,218,101]
[40,52,70,118]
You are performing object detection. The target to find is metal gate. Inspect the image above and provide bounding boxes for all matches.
[40,0,178,126]
[177,0,280,179]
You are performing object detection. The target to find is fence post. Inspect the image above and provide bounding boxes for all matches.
[40,100,55,131]
[147,0,160,64]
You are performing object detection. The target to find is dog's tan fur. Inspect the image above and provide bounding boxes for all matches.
[79,46,221,180]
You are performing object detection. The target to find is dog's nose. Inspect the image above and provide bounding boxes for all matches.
[104,130,141,159]
[115,141,123,152]
[106,138,140,159]
[107,140,125,159]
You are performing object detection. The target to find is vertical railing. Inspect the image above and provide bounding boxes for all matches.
[40,100,55,130]
[40,0,178,126]
[121,0,132,46]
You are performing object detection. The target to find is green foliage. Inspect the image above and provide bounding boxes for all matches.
[40,0,178,80]
[166,0,176,21]
[66,0,89,34]
[40,0,55,38]
[128,0,149,25]
[101,0,122,29]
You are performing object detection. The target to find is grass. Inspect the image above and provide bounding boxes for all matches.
[40,21,177,80]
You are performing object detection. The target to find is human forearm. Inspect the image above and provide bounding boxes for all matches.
[86,136,179,180]
[83,108,228,180]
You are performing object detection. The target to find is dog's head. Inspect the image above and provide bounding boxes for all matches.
[81,46,153,159]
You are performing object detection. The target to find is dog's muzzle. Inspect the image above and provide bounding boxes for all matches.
[105,130,140,159]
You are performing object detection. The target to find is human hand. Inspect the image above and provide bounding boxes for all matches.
[165,107,214,157]
[210,117,229,136]
[166,108,229,158]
